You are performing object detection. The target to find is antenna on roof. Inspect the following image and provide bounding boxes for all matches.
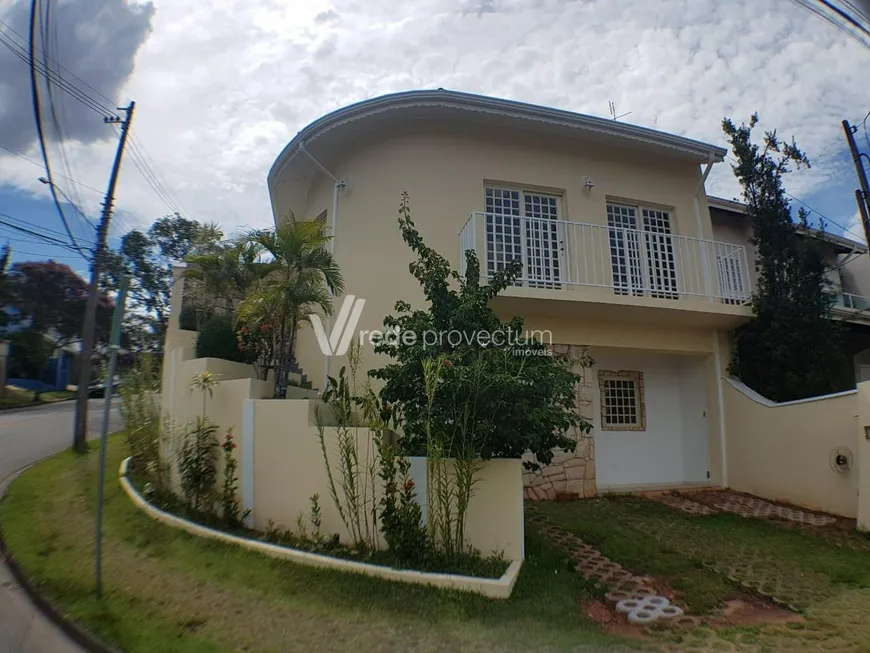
[609,101,632,121]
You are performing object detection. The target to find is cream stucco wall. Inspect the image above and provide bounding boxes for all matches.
[157,336,525,560]
[277,122,729,388]
[841,253,870,298]
[857,382,870,530]
[724,378,859,518]
[249,398,524,560]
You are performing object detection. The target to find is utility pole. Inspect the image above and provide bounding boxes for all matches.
[842,120,870,253]
[94,275,128,597]
[72,101,135,453]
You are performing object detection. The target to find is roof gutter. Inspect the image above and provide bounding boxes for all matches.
[268,90,726,186]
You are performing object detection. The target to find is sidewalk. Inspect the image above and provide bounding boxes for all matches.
[0,560,87,653]
[0,472,87,653]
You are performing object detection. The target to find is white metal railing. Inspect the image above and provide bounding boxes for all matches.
[459,212,751,304]
[835,292,870,312]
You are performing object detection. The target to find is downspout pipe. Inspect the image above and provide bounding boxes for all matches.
[695,154,729,487]
[693,154,715,302]
[298,141,346,392]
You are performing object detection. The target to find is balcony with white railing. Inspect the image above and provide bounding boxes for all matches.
[459,211,752,321]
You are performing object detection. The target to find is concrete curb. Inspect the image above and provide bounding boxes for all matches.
[119,457,523,599]
[0,463,123,653]
[0,397,76,414]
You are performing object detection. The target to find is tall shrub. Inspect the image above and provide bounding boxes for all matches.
[196,315,249,363]
[119,355,166,493]
[371,193,590,467]
[723,115,849,401]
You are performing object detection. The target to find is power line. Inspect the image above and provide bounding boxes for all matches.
[0,19,115,118]
[4,248,88,260]
[27,0,88,261]
[788,0,870,48]
[40,0,91,241]
[0,29,115,119]
[725,153,866,242]
[0,211,97,246]
[119,126,184,216]
[0,17,117,108]
[0,217,91,253]
[0,143,104,194]
[129,133,188,217]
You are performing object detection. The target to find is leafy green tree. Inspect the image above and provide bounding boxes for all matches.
[371,194,589,467]
[184,238,260,318]
[6,260,113,351]
[105,214,220,351]
[0,244,10,336]
[723,114,849,401]
[238,213,343,395]
[7,330,53,384]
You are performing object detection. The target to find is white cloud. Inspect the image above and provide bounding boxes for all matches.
[1,0,869,238]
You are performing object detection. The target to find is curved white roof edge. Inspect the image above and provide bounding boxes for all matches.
[267,89,727,185]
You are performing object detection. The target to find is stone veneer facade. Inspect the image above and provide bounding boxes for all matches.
[523,344,597,501]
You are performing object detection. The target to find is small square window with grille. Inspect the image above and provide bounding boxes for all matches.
[599,370,645,431]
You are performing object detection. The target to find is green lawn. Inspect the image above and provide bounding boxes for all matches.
[530,497,870,652]
[0,437,638,653]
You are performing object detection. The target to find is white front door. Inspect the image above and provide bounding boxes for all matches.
[593,350,709,489]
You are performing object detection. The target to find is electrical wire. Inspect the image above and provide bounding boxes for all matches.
[40,0,92,241]
[818,0,870,38]
[788,0,870,48]
[0,17,117,108]
[0,216,92,253]
[117,125,185,217]
[4,248,88,260]
[0,212,97,246]
[2,12,187,225]
[861,108,870,152]
[27,0,88,261]
[0,29,115,119]
[725,154,866,242]
[0,144,104,194]
[129,133,189,218]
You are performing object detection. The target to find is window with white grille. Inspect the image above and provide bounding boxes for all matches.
[485,187,562,288]
[606,204,643,296]
[599,370,645,431]
[606,203,678,299]
[484,188,522,281]
[641,208,678,299]
[717,254,745,305]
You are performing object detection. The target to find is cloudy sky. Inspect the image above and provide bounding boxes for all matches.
[0,0,868,273]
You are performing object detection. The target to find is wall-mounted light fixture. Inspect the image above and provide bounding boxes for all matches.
[583,176,595,192]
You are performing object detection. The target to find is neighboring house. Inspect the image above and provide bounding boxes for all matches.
[708,196,870,384]
[5,324,79,392]
[267,89,756,496]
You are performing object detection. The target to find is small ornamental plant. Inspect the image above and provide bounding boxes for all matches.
[220,429,244,528]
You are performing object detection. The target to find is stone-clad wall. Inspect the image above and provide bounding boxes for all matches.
[523,344,597,500]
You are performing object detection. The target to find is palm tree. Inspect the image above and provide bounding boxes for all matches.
[238,212,344,396]
[184,238,261,319]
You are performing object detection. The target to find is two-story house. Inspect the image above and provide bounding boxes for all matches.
[266,89,863,498]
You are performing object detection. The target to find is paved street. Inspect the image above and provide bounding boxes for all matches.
[0,399,123,653]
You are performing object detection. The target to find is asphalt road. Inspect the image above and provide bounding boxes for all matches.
[0,399,124,653]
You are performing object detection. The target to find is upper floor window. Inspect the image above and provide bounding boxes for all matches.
[485,187,563,289]
[605,202,678,300]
